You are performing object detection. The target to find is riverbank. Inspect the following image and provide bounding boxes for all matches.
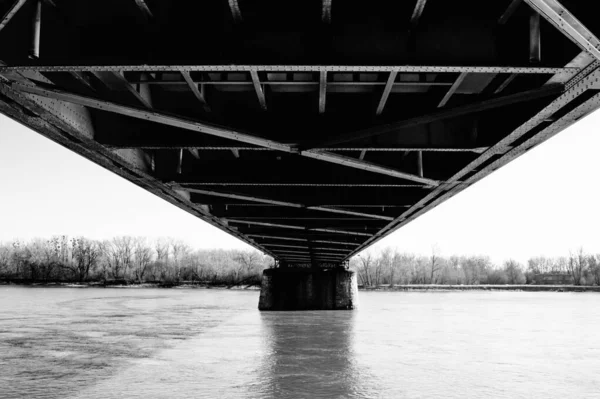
[2,280,600,292]
[361,284,600,292]
[0,279,260,290]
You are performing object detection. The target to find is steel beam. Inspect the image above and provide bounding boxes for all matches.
[250,70,267,110]
[70,72,96,91]
[29,0,41,59]
[11,81,293,151]
[376,71,397,116]
[307,84,564,148]
[133,0,153,19]
[318,71,327,114]
[0,81,278,259]
[410,0,428,29]
[110,72,153,108]
[247,234,308,242]
[312,228,372,237]
[181,71,210,112]
[322,0,332,23]
[11,82,436,183]
[185,187,393,220]
[0,65,576,74]
[227,0,242,23]
[263,243,309,249]
[0,0,27,32]
[494,73,518,93]
[498,0,522,25]
[227,219,373,237]
[438,72,467,107]
[247,235,361,246]
[114,145,489,153]
[530,12,541,63]
[523,0,600,61]
[300,150,439,186]
[187,188,303,208]
[343,64,600,260]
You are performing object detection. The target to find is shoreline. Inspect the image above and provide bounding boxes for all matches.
[0,280,260,290]
[2,280,600,292]
[361,284,600,292]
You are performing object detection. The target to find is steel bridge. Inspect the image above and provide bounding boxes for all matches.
[1,0,600,267]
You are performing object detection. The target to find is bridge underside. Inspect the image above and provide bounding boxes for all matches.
[1,0,600,268]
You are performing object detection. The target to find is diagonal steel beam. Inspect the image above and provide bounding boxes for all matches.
[11,81,293,151]
[227,219,372,236]
[110,72,153,108]
[498,0,522,25]
[247,235,361,246]
[342,63,600,260]
[0,0,28,32]
[376,71,397,116]
[438,72,467,107]
[523,0,600,61]
[410,0,428,30]
[11,81,437,184]
[300,150,439,186]
[228,0,242,23]
[133,0,153,19]
[494,73,518,93]
[306,84,564,148]
[181,71,210,112]
[322,0,332,23]
[184,187,394,220]
[250,70,267,110]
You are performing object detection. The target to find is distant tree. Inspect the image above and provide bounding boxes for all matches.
[568,248,588,285]
[132,237,153,282]
[503,260,526,284]
[67,237,101,281]
[378,248,394,286]
[587,255,600,286]
[0,243,11,276]
[356,253,375,286]
[429,246,442,284]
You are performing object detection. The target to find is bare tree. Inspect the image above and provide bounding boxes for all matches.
[503,259,525,284]
[429,246,442,284]
[68,237,101,281]
[133,237,153,282]
[587,254,600,286]
[567,248,588,285]
[356,253,375,286]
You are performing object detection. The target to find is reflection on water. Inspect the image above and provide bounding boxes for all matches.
[259,312,358,398]
[1,287,600,398]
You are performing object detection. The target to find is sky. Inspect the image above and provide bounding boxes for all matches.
[1,110,599,264]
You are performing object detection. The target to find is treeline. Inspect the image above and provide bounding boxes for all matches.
[0,236,273,286]
[350,248,600,286]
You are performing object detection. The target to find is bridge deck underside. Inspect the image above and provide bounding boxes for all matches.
[1,0,600,266]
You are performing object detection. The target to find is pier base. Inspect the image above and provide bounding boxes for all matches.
[258,267,358,310]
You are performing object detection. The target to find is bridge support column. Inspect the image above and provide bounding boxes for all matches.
[258,267,358,310]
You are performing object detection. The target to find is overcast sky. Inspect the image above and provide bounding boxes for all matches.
[1,110,599,264]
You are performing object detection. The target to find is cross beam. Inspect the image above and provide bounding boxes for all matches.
[11,81,438,185]
[306,84,564,148]
[184,187,394,220]
[0,0,28,32]
[524,0,600,61]
[226,219,373,237]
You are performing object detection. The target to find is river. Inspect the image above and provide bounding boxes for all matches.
[0,286,599,398]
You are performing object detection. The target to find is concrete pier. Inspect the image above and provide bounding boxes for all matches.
[258,267,358,311]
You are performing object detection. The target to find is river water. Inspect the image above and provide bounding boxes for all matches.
[0,287,599,398]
